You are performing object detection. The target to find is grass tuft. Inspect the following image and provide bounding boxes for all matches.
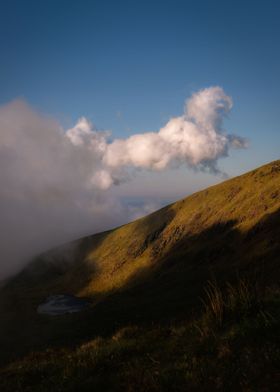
[198,277,266,338]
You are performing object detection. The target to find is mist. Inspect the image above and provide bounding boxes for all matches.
[0,87,246,279]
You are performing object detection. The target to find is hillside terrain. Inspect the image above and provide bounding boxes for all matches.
[1,160,280,391]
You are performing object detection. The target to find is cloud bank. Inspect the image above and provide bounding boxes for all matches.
[0,86,246,279]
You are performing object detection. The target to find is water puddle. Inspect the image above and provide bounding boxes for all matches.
[37,294,90,315]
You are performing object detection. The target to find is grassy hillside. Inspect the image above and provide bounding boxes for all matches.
[2,280,280,391]
[1,160,280,390]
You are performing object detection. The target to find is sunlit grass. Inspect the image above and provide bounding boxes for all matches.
[1,160,280,390]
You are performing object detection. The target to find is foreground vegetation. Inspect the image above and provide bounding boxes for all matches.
[1,160,280,390]
[1,279,280,391]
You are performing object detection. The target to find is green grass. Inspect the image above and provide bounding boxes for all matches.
[5,160,280,300]
[1,159,280,390]
[1,280,280,391]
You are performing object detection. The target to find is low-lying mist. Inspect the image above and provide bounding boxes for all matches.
[0,87,246,280]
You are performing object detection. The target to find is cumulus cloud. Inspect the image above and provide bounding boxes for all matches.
[0,86,246,279]
[66,86,247,186]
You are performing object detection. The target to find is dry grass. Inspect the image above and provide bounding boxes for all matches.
[202,278,262,324]
[1,281,279,391]
[1,160,280,390]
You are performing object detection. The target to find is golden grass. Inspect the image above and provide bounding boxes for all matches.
[75,160,280,297]
[0,159,280,374]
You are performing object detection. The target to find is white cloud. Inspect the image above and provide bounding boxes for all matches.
[0,101,125,279]
[0,87,246,279]
[65,86,246,186]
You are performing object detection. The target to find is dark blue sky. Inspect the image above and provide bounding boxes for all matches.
[1,0,279,197]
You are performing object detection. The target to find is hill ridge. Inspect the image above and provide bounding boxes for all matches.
[6,159,280,299]
[0,159,280,376]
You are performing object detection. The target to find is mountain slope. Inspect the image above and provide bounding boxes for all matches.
[6,159,279,300]
[10,161,280,285]
[0,160,280,379]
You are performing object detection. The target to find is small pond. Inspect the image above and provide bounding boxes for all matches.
[37,294,90,316]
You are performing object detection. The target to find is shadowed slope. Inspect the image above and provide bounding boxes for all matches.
[0,160,280,366]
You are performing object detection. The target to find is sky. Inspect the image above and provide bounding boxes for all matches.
[0,0,279,278]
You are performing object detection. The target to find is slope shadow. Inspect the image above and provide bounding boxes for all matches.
[1,207,280,366]
[0,204,177,365]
